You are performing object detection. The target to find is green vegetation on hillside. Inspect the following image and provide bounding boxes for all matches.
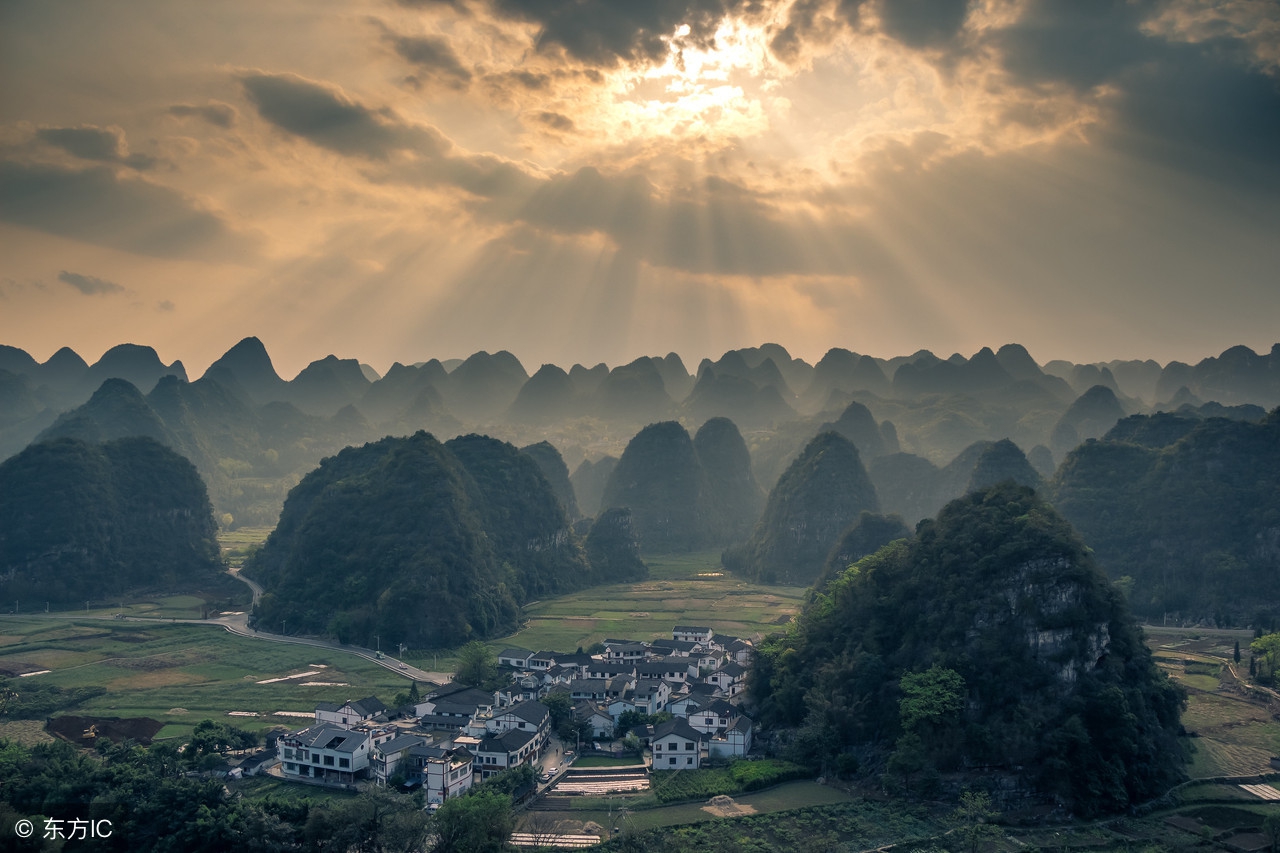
[1051,409,1280,622]
[247,431,613,648]
[0,436,221,603]
[725,431,879,585]
[753,483,1187,815]
[600,418,763,553]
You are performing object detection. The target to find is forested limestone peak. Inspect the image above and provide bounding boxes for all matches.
[725,431,880,585]
[753,483,1186,815]
[0,436,221,602]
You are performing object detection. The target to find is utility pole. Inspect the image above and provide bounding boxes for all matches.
[282,620,286,636]
[375,635,381,652]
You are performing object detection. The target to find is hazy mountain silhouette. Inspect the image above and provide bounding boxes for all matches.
[693,417,765,544]
[286,354,372,416]
[509,364,579,424]
[571,455,618,518]
[202,336,287,402]
[600,421,707,552]
[726,431,880,585]
[521,440,580,520]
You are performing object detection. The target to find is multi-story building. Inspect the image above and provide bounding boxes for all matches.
[278,723,371,783]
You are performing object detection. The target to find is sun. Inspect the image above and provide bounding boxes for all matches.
[595,18,787,144]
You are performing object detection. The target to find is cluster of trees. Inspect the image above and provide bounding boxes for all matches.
[752,483,1186,815]
[0,436,221,603]
[0,736,520,853]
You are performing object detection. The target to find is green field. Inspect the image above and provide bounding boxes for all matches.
[522,779,857,837]
[0,616,409,741]
[494,551,806,653]
[1146,627,1280,779]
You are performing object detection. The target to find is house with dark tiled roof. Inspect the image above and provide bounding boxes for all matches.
[315,696,389,729]
[279,723,371,782]
[652,718,704,769]
[709,715,753,759]
[585,660,638,680]
[474,728,538,779]
[605,641,649,662]
[673,626,713,644]
[415,685,495,722]
[707,661,748,696]
[497,648,534,668]
[379,741,476,803]
[573,700,615,740]
[636,657,697,687]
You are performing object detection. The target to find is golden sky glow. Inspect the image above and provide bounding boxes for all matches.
[1,0,1278,378]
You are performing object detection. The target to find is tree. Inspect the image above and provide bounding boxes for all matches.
[454,641,497,687]
[949,790,1001,853]
[1251,633,1280,682]
[898,666,965,734]
[430,789,513,853]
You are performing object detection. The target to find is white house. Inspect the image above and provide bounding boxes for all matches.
[315,696,389,729]
[636,657,697,687]
[371,733,430,784]
[707,662,748,696]
[684,698,739,736]
[473,728,538,779]
[605,641,649,663]
[485,699,551,755]
[672,626,713,644]
[413,744,475,804]
[498,648,534,668]
[651,719,704,770]
[709,716,753,759]
[279,724,371,783]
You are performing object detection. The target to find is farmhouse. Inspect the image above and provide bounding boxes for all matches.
[279,723,370,783]
[652,718,704,769]
[314,696,389,729]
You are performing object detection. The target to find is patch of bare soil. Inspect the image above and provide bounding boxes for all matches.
[703,795,758,818]
[47,715,165,746]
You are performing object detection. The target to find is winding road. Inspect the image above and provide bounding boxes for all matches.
[2,568,454,686]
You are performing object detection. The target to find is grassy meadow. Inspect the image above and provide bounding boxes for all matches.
[492,550,806,654]
[0,616,408,742]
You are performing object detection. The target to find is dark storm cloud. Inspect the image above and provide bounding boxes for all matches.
[242,72,448,159]
[833,0,970,49]
[386,33,473,90]
[995,0,1280,174]
[168,102,238,128]
[36,125,155,170]
[488,0,763,66]
[0,160,259,260]
[58,270,125,295]
[241,71,537,198]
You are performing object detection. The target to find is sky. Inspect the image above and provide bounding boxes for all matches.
[2,0,1278,379]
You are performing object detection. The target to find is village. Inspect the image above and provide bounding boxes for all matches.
[272,626,756,808]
